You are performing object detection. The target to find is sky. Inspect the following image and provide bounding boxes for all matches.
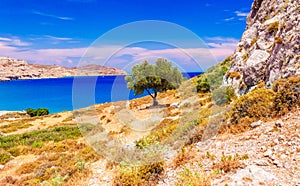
[0,0,253,71]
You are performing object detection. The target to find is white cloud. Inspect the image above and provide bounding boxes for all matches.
[225,17,235,21]
[0,36,83,66]
[44,35,74,41]
[0,36,31,47]
[235,11,249,17]
[32,10,74,21]
[205,37,239,43]
[0,37,12,42]
[0,36,238,70]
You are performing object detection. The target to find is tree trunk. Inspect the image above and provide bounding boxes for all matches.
[152,91,158,106]
[153,97,158,106]
[145,89,158,106]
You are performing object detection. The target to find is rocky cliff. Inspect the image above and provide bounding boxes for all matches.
[224,0,299,95]
[0,57,126,81]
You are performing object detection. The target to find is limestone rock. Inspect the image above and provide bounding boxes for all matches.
[264,149,272,157]
[250,120,262,128]
[275,120,284,127]
[224,0,300,95]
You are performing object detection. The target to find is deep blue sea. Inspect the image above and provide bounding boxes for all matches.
[0,72,200,113]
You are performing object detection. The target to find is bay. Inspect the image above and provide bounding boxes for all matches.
[0,72,200,113]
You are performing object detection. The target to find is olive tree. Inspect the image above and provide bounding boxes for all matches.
[125,58,183,106]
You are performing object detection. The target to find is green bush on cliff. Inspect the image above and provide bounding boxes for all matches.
[272,75,300,115]
[229,88,276,124]
[227,75,300,126]
[197,56,231,92]
[26,108,49,117]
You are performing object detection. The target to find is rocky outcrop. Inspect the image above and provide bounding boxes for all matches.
[0,57,126,81]
[224,0,300,95]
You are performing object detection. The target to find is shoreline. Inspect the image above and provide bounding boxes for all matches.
[0,110,25,116]
[0,74,128,82]
[0,72,202,82]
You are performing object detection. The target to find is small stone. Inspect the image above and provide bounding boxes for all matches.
[0,164,4,170]
[273,160,282,167]
[260,146,267,151]
[275,120,284,127]
[264,149,273,157]
[96,169,103,174]
[270,155,276,161]
[170,102,179,108]
[254,160,268,166]
[278,135,285,141]
[250,120,262,128]
[278,147,284,152]
[280,154,288,159]
[102,176,110,182]
[285,151,290,155]
[283,163,289,168]
[274,139,279,145]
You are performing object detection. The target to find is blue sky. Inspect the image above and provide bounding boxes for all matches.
[0,0,253,71]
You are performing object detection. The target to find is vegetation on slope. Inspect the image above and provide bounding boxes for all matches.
[0,126,100,185]
[196,56,231,92]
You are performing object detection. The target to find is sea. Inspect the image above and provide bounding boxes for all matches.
[0,72,201,113]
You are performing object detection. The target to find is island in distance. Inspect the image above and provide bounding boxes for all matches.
[0,56,126,81]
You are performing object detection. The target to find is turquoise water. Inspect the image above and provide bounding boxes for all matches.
[0,73,200,113]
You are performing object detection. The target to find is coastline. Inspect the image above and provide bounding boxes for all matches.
[0,110,25,116]
[0,74,128,82]
[0,72,202,82]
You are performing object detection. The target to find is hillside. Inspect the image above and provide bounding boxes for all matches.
[0,0,299,185]
[0,57,126,81]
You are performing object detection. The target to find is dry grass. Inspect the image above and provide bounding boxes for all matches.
[0,121,33,133]
[173,146,196,167]
[114,161,164,186]
[177,167,211,186]
[226,72,241,79]
[267,21,279,34]
[10,140,100,185]
[212,153,247,173]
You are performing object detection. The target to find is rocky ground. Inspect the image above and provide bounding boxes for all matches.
[158,109,300,186]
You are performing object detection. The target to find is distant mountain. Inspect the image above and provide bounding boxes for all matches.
[0,57,126,81]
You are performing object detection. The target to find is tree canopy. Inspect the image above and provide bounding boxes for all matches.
[125,58,183,106]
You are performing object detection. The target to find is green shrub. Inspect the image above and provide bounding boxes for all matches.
[0,152,12,164]
[197,75,210,93]
[229,88,276,124]
[114,161,164,185]
[212,86,236,105]
[212,153,245,173]
[272,75,300,115]
[136,119,178,148]
[26,108,49,117]
[7,147,21,156]
[177,167,211,186]
[197,56,231,92]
